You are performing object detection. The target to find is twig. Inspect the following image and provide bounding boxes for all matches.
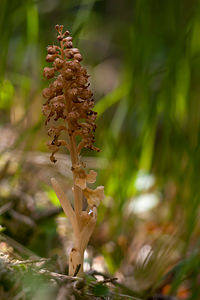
[111,291,143,300]
[0,201,13,215]
[101,277,118,284]
[88,270,141,298]
[33,207,62,221]
[11,258,50,265]
[0,160,10,180]
[0,233,39,258]
[40,269,80,281]
[9,209,36,228]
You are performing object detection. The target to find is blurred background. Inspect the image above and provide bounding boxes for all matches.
[0,0,200,299]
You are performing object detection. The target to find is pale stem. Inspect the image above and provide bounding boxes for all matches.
[69,134,83,224]
[51,178,79,238]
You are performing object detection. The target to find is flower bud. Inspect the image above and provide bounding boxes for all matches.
[69,60,80,71]
[80,68,89,77]
[64,30,70,36]
[57,35,63,41]
[42,87,54,99]
[57,74,64,83]
[43,67,55,79]
[54,58,64,69]
[48,128,54,136]
[77,77,87,86]
[47,45,57,54]
[55,24,63,32]
[71,48,80,54]
[74,53,82,62]
[66,41,73,48]
[80,89,93,99]
[64,50,74,59]
[42,104,51,116]
[67,111,80,120]
[68,88,78,99]
[46,54,55,62]
[63,36,72,42]
[63,68,73,79]
[53,101,65,110]
[51,94,65,104]
[52,79,63,91]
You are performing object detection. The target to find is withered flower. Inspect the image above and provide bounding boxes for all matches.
[42,25,104,276]
[83,186,104,207]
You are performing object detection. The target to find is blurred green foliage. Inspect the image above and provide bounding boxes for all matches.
[0,0,200,298]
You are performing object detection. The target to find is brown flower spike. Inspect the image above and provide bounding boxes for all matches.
[42,25,104,276]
